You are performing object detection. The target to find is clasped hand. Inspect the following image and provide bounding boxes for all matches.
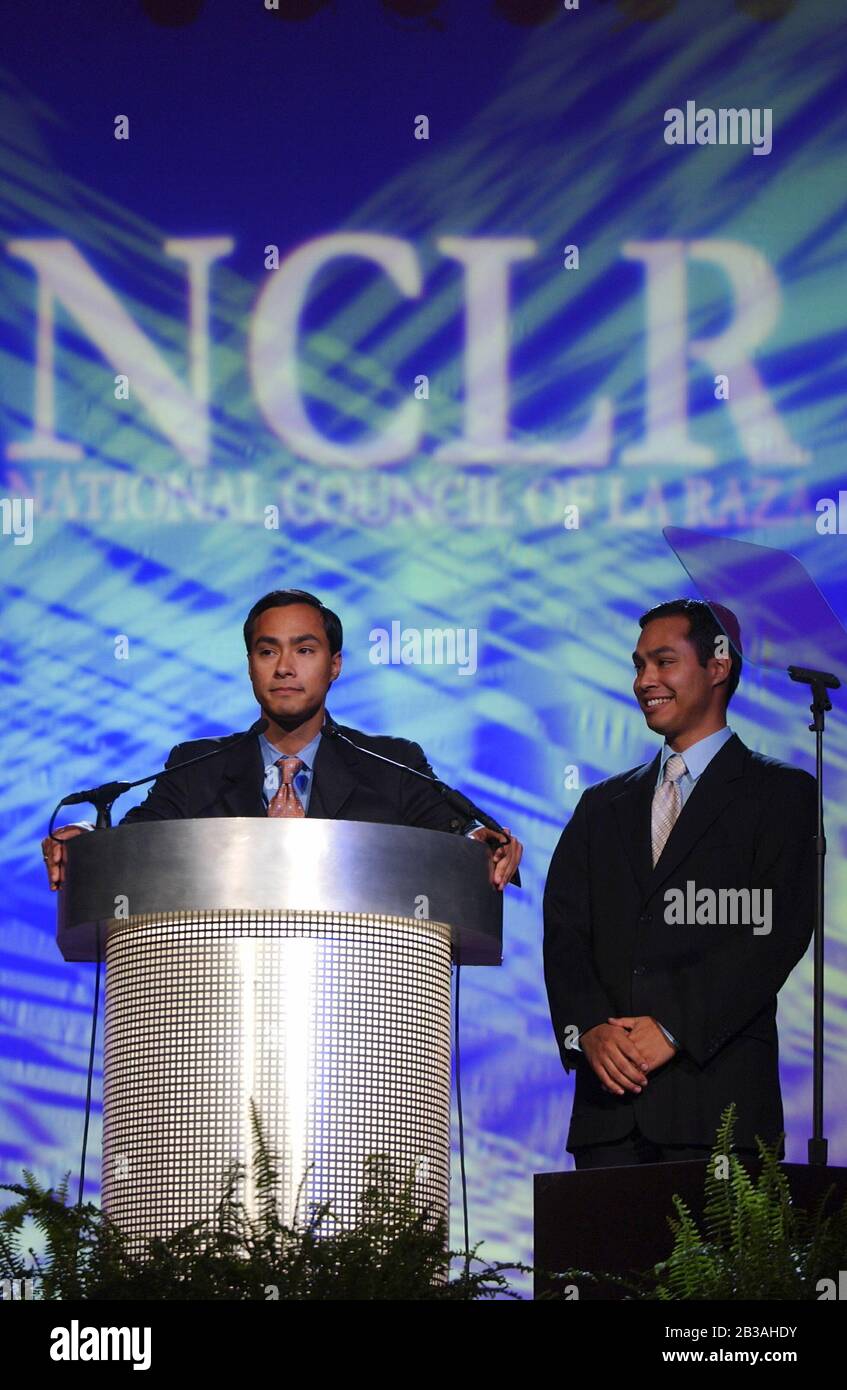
[580,1015,678,1096]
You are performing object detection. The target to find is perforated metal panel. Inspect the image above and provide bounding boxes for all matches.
[102,911,452,1250]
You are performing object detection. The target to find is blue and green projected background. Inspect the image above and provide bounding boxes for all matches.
[2,0,846,1274]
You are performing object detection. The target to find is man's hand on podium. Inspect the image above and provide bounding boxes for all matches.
[41,824,91,892]
[468,825,523,891]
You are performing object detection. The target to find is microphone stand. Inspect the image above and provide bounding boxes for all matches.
[325,721,521,887]
[48,719,268,837]
[788,665,840,1167]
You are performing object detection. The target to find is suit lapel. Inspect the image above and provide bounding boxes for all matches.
[612,756,659,901]
[217,734,266,817]
[307,715,358,820]
[645,733,748,898]
[611,734,749,902]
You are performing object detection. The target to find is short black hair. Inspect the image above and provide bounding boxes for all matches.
[638,597,742,705]
[243,589,343,655]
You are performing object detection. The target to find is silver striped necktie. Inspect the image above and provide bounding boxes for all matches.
[651,751,687,866]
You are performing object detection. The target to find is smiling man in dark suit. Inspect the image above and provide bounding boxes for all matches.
[543,598,816,1168]
[43,589,522,890]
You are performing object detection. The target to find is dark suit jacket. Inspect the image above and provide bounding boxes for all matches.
[543,734,816,1152]
[119,711,473,835]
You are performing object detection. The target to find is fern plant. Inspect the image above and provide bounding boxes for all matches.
[545,1104,847,1300]
[0,1102,527,1301]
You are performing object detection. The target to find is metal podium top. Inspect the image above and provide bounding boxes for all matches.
[56,818,504,965]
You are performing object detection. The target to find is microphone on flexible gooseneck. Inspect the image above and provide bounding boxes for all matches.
[323,720,521,886]
[49,718,269,834]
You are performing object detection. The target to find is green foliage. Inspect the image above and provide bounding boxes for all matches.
[545,1105,847,1301]
[0,1103,526,1301]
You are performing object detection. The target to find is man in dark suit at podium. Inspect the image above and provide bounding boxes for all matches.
[543,598,816,1168]
[43,589,522,891]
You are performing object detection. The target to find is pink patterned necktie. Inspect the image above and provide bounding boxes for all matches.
[267,756,306,818]
[651,752,686,866]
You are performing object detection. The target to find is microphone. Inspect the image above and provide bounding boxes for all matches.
[50,718,269,833]
[323,720,521,886]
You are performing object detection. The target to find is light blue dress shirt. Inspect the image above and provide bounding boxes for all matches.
[656,725,734,806]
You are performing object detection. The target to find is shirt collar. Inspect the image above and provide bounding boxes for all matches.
[659,725,733,782]
[259,726,322,773]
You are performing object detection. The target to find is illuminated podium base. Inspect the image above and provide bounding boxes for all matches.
[57,819,502,1250]
[103,909,452,1247]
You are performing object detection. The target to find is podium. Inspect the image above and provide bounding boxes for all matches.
[57,819,502,1249]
